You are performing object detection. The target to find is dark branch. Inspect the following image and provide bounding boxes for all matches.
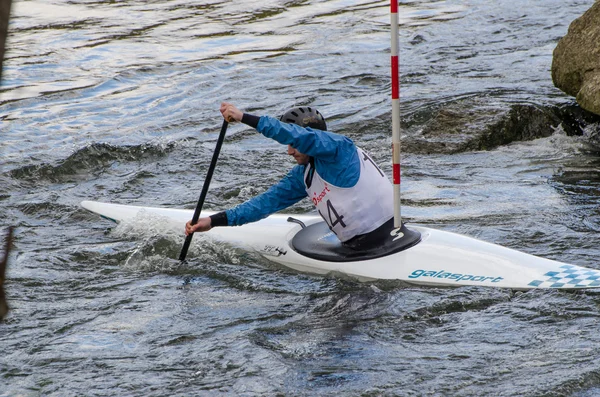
[0,227,13,321]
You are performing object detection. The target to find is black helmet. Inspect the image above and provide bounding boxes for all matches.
[280,106,327,131]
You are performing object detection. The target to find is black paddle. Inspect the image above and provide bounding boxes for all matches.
[179,120,229,262]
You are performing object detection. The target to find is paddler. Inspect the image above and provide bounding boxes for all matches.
[185,102,395,249]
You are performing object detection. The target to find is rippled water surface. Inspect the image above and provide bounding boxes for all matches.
[2,0,600,396]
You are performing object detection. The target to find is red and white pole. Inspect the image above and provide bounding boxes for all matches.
[390,0,402,228]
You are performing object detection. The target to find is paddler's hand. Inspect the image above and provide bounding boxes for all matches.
[220,102,243,123]
[185,217,212,235]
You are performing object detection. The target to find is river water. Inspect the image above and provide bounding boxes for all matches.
[2,0,600,396]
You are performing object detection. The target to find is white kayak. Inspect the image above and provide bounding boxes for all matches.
[81,200,600,290]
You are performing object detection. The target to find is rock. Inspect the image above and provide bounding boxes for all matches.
[552,102,600,137]
[348,98,600,155]
[577,71,600,116]
[552,2,600,116]
[402,98,563,154]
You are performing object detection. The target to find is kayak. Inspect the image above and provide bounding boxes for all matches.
[81,200,600,290]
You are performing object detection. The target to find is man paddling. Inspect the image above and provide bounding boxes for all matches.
[185,102,395,249]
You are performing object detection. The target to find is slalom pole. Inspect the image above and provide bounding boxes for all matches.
[390,0,402,228]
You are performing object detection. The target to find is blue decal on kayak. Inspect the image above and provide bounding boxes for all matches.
[408,269,504,283]
[528,264,600,288]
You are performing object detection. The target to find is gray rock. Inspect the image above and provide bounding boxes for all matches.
[346,99,600,155]
[552,2,600,116]
[403,99,562,154]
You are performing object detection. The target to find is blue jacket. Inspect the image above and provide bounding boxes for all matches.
[225,116,360,225]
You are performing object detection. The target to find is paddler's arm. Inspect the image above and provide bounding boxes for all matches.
[220,102,351,160]
[185,166,307,234]
[223,165,307,226]
[220,102,360,187]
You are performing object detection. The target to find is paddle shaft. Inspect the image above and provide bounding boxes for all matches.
[179,120,228,261]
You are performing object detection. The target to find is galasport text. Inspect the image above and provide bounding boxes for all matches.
[408,269,504,283]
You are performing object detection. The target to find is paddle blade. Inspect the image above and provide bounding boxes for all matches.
[179,234,193,262]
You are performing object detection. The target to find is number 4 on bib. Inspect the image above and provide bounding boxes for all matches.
[319,199,347,232]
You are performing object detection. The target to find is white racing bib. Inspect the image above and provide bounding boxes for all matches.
[304,148,394,242]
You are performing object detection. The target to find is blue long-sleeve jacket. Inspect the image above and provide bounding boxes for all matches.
[225,116,360,226]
